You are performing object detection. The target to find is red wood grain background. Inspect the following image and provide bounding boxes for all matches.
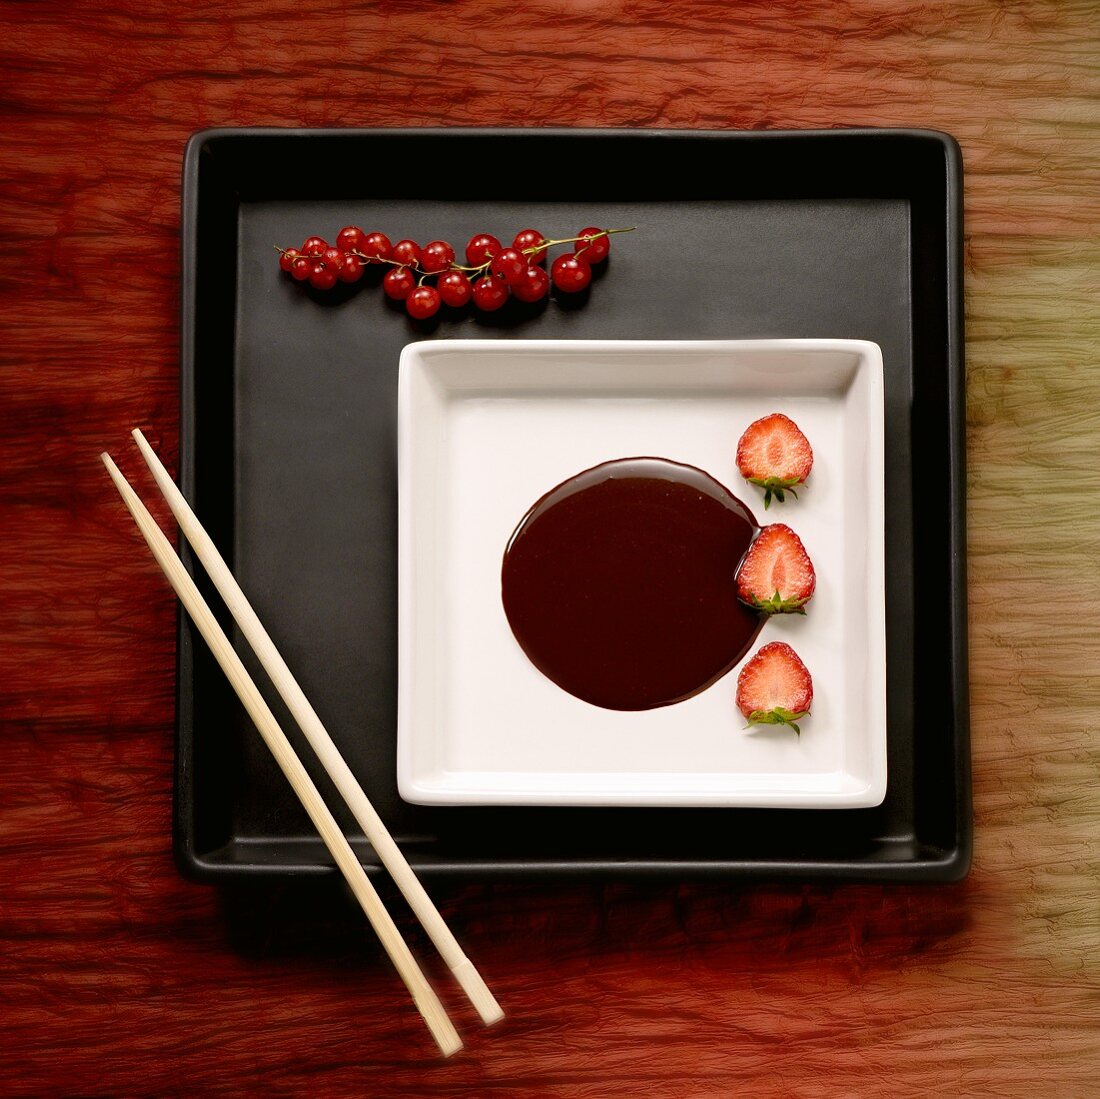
[2,2,1098,1095]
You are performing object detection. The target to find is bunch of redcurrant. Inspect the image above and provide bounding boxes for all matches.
[277,225,634,320]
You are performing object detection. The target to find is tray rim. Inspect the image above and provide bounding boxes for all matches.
[177,125,970,882]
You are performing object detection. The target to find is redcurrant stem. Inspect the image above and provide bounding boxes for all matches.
[351,250,418,271]
[533,226,635,251]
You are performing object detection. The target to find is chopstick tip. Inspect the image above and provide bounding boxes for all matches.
[438,1031,464,1059]
[451,960,504,1027]
[100,451,128,494]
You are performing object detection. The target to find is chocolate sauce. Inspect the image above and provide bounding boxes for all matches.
[501,457,762,711]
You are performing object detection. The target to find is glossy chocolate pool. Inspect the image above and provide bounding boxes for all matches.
[501,457,762,710]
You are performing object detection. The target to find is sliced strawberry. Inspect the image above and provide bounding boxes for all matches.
[736,641,813,733]
[736,523,816,614]
[736,413,813,508]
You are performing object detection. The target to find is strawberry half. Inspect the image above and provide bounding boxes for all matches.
[736,641,813,733]
[736,523,816,614]
[736,412,813,508]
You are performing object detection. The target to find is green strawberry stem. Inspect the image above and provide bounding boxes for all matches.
[745,707,809,734]
[746,476,804,509]
[743,590,809,616]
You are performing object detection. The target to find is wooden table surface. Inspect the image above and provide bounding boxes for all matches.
[2,2,1098,1095]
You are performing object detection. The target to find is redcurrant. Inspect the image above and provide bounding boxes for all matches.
[336,226,364,252]
[406,286,442,320]
[421,240,456,274]
[279,248,300,273]
[360,232,392,263]
[309,263,338,290]
[576,227,610,264]
[290,256,312,281]
[465,233,501,267]
[391,239,421,267]
[551,253,592,292]
[383,267,416,300]
[301,236,328,258]
[471,275,509,311]
[512,264,551,303]
[438,270,473,308]
[338,254,365,283]
[512,229,546,264]
[490,247,526,285]
[321,247,344,272]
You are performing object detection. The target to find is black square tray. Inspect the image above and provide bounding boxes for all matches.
[178,127,969,881]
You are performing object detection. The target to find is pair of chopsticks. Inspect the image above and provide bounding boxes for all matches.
[102,430,501,1057]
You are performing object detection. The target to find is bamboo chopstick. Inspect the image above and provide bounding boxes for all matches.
[130,429,503,1029]
[101,451,462,1059]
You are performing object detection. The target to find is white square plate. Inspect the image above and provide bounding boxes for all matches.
[397,340,886,808]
